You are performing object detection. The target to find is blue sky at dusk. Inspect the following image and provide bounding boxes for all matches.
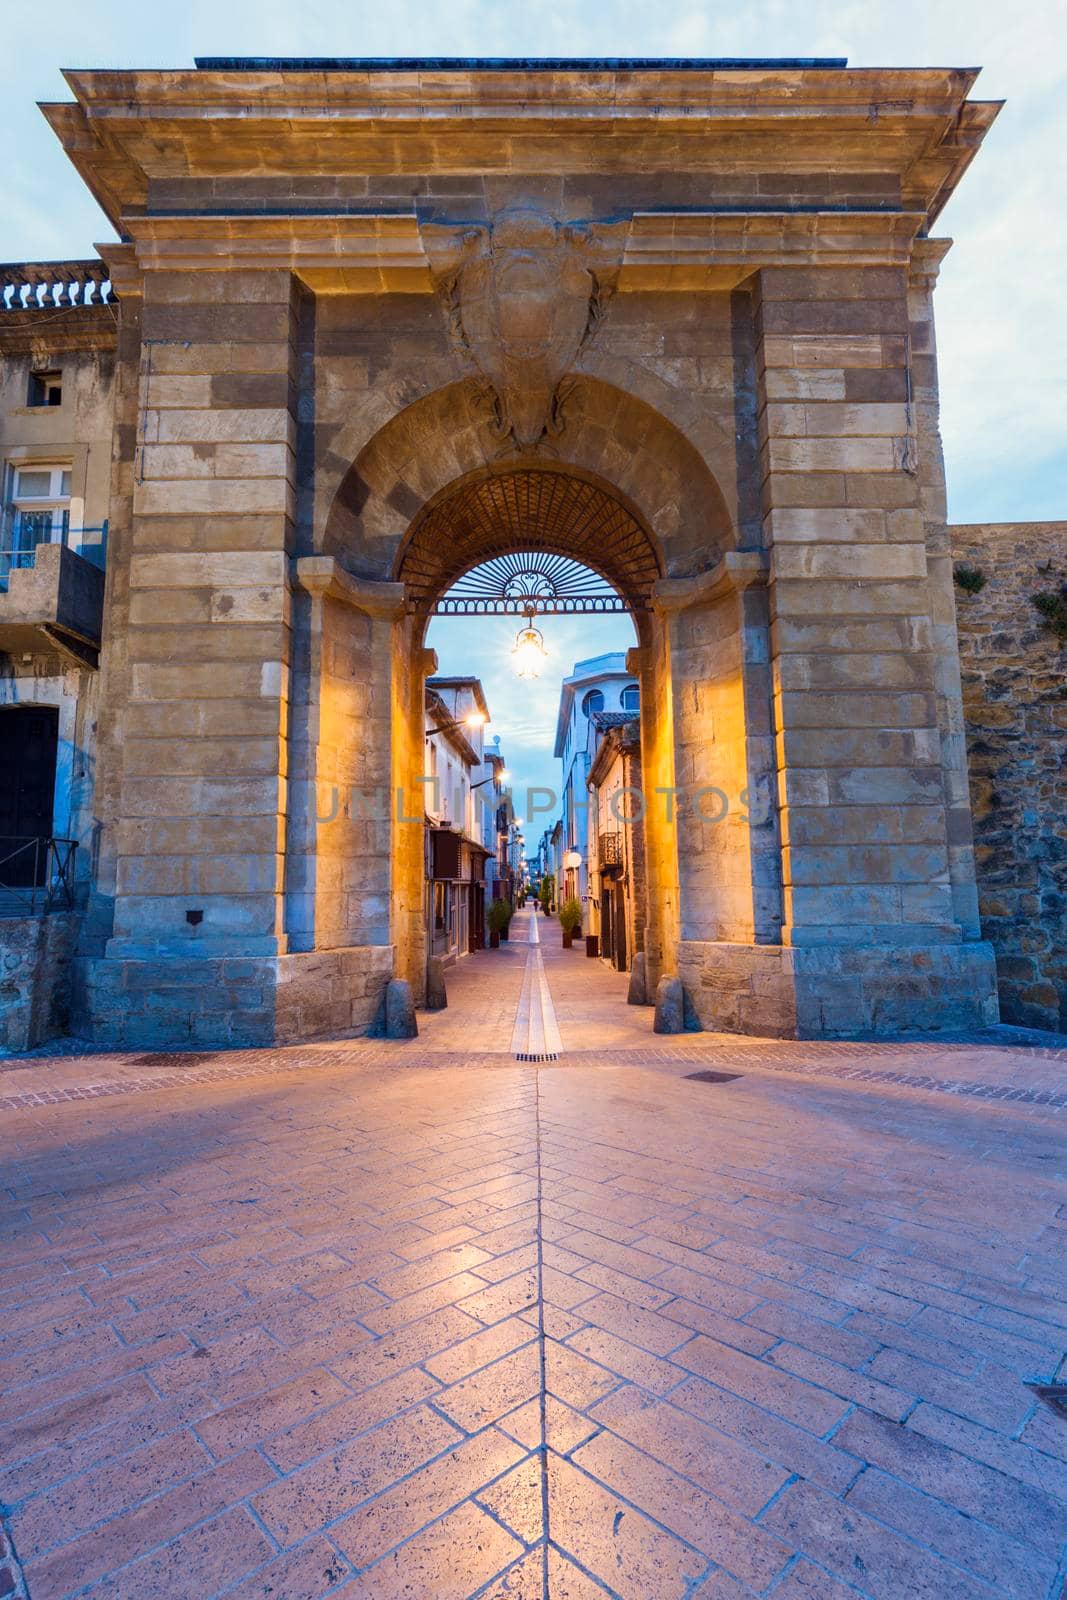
[6,0,1063,812]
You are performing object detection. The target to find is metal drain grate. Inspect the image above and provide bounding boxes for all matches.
[684,1070,742,1084]
[1026,1382,1067,1420]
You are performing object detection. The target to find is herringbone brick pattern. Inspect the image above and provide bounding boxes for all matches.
[2,916,1066,1597]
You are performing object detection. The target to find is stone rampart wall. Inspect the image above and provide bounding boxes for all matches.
[951,521,1066,1031]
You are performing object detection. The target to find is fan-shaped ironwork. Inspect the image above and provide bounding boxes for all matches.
[436,551,626,616]
[398,467,660,616]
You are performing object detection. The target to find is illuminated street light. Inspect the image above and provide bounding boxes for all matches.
[424,707,489,739]
[511,608,547,679]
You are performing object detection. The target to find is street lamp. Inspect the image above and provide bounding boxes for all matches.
[510,609,547,679]
[470,767,509,792]
[425,710,487,739]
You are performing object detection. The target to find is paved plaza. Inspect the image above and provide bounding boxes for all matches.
[2,910,1066,1599]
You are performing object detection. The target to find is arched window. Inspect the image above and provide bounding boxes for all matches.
[621,683,639,711]
[581,689,604,717]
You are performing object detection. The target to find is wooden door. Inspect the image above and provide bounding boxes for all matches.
[0,706,59,886]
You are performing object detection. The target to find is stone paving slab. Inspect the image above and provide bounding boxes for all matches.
[2,916,1066,1598]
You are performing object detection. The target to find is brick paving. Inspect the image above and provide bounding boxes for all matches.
[2,912,1067,1598]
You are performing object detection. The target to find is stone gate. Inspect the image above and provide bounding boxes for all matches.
[6,58,1013,1044]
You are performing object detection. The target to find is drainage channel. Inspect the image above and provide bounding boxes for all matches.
[510,910,562,1062]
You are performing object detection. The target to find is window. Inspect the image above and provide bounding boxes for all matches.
[581,689,604,717]
[28,370,63,408]
[621,683,639,711]
[3,464,72,579]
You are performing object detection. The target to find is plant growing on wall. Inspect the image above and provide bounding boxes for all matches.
[1032,583,1067,643]
[953,564,986,594]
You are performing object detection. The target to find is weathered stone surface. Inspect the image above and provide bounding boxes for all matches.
[627,952,648,1006]
[426,957,448,1012]
[653,975,685,1034]
[951,521,1067,1032]
[72,945,394,1048]
[677,938,1001,1039]
[0,914,79,1051]
[383,977,418,1039]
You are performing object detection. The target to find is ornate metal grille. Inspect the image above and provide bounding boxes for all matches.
[598,832,623,868]
[402,468,658,615]
[434,551,629,616]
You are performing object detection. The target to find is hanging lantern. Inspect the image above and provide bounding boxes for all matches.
[511,609,547,679]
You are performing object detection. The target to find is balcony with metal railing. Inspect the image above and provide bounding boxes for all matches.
[0,518,107,665]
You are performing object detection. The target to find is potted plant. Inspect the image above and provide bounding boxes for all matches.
[559,897,582,949]
[539,875,554,917]
[486,898,511,948]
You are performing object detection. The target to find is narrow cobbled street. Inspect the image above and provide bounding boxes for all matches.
[2,910,1066,1599]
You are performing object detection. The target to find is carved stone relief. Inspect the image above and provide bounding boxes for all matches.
[422,206,625,450]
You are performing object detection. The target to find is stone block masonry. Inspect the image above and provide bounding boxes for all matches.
[952,521,1067,1032]
[0,914,78,1051]
[3,60,1011,1047]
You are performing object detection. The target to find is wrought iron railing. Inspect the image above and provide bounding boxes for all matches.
[0,261,114,313]
[0,521,108,590]
[0,836,78,913]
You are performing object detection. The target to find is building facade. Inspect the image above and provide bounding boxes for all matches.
[0,57,1062,1048]
[424,677,494,964]
[553,653,640,927]
[587,712,646,972]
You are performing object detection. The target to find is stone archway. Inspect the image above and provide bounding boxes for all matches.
[396,464,662,617]
[392,461,672,1004]
[297,379,773,1011]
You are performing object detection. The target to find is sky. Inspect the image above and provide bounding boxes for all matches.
[5,0,1065,813]
[426,610,638,841]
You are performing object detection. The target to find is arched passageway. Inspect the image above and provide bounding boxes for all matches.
[397,465,661,616]
[293,376,779,1016]
[391,461,675,1005]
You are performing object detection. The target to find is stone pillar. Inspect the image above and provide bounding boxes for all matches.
[75,246,142,961]
[907,242,983,940]
[77,270,389,1045]
[285,559,402,1027]
[662,557,789,1034]
[751,262,997,1034]
[627,632,676,991]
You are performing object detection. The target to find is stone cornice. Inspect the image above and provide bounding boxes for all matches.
[293,556,406,618]
[45,64,999,238]
[652,551,768,615]
[621,211,927,285]
[127,216,431,292]
[59,64,983,120]
[117,209,935,290]
[908,237,954,292]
